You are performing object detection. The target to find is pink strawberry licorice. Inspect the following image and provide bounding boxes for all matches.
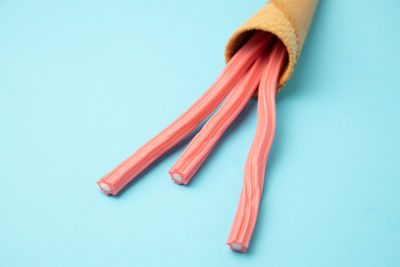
[97,31,288,254]
[227,41,287,252]
[97,31,274,195]
[168,46,274,185]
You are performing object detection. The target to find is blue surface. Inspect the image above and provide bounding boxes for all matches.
[1,0,399,266]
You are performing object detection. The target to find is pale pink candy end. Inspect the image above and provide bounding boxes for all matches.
[97,180,113,195]
[169,170,186,185]
[227,241,247,253]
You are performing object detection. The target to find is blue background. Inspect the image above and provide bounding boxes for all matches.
[1,0,399,266]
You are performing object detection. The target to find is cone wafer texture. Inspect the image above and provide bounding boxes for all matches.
[225,0,318,90]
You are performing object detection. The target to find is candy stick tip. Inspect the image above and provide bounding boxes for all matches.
[228,242,247,252]
[231,243,243,251]
[171,173,183,184]
[99,182,111,192]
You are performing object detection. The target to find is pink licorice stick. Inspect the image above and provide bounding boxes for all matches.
[168,46,274,185]
[97,32,274,195]
[227,40,287,252]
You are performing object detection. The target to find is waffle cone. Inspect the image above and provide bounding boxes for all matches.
[225,0,319,91]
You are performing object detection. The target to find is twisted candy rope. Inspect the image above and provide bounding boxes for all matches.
[98,32,287,253]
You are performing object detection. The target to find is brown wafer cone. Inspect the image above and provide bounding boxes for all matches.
[225,0,319,91]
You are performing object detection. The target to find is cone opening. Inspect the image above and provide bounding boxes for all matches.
[225,30,289,93]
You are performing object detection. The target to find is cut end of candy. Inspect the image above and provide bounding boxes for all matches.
[169,170,187,185]
[231,243,242,250]
[99,182,111,191]
[172,173,182,183]
[228,242,247,253]
[97,180,113,195]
